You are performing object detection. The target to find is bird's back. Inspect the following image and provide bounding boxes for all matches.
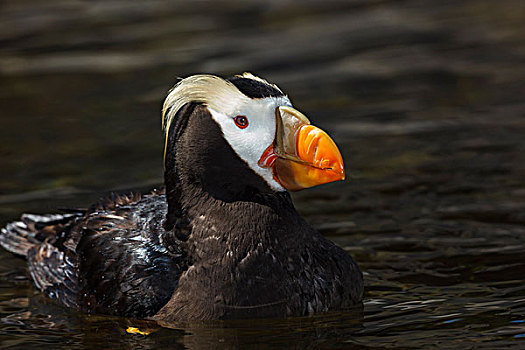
[0,191,186,318]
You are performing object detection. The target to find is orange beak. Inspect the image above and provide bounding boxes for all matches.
[258,106,346,191]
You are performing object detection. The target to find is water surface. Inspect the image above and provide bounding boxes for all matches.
[1,0,524,348]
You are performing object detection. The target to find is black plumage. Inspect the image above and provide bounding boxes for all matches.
[226,76,284,98]
[0,73,363,321]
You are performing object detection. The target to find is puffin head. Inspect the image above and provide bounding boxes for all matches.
[162,73,345,219]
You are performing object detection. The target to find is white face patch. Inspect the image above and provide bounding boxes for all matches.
[208,96,292,191]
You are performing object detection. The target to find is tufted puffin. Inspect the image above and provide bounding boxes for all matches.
[0,73,363,321]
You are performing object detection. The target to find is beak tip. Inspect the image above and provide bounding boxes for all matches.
[335,163,346,181]
[337,169,346,181]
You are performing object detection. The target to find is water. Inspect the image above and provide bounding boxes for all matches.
[1,0,524,348]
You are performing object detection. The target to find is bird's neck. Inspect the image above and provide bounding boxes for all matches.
[165,175,305,249]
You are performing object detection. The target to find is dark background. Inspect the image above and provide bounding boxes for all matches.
[0,1,524,348]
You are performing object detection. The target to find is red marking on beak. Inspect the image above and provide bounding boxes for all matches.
[258,144,278,168]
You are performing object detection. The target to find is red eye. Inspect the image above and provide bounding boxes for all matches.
[234,115,249,129]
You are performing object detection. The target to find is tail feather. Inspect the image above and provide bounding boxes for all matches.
[0,220,40,256]
[21,213,80,230]
[0,212,82,257]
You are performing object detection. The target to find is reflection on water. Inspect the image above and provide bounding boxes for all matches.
[1,0,524,348]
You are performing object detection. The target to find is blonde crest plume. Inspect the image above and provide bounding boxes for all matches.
[162,74,251,162]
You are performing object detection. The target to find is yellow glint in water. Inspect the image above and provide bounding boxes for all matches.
[126,326,151,336]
